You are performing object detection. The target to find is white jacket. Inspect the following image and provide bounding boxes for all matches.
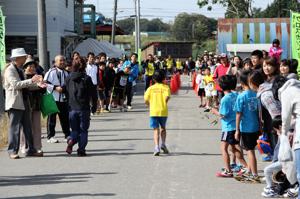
[279,79,300,150]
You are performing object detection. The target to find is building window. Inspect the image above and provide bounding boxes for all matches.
[66,0,68,8]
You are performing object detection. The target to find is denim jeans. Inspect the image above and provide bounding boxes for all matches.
[69,110,90,153]
[295,149,300,199]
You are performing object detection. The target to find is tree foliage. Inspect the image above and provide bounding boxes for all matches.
[256,0,300,18]
[171,13,217,44]
[117,18,170,34]
[197,0,257,18]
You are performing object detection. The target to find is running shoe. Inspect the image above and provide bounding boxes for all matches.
[127,106,132,110]
[153,150,160,156]
[262,154,273,162]
[66,139,74,155]
[237,168,248,176]
[283,185,299,198]
[216,170,233,178]
[263,186,277,193]
[261,187,279,198]
[231,165,243,173]
[247,175,261,183]
[77,151,87,157]
[47,137,59,143]
[160,144,169,154]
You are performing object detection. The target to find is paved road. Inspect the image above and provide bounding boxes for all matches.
[0,76,267,199]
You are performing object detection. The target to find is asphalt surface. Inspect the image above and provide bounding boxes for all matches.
[0,76,268,199]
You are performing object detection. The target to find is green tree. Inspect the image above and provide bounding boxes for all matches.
[171,13,217,44]
[197,0,257,18]
[117,18,170,35]
[117,18,135,35]
[257,0,300,18]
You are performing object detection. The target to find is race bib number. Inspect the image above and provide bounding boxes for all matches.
[207,83,214,91]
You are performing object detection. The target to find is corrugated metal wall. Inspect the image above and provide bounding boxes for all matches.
[218,18,290,59]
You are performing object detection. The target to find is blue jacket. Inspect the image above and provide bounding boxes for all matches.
[123,61,139,83]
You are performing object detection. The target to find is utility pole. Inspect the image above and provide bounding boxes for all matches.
[136,0,141,51]
[134,0,138,53]
[37,0,49,70]
[111,0,118,45]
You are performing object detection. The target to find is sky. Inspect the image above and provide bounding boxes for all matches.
[85,0,275,23]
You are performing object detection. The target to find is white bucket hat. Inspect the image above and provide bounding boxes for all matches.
[10,48,27,59]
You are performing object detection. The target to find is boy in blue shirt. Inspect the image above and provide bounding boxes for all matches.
[211,75,247,177]
[234,70,260,182]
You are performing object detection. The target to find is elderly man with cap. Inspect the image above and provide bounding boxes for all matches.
[4,48,44,159]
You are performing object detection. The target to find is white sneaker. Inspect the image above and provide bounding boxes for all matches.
[283,185,299,198]
[47,137,59,143]
[127,106,132,110]
[20,147,27,154]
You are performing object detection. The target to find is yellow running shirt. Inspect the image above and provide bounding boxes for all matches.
[144,83,171,117]
[176,60,182,70]
[166,59,173,69]
[145,62,155,76]
[204,74,216,91]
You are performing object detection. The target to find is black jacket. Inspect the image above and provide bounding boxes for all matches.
[64,72,97,112]
[104,67,116,90]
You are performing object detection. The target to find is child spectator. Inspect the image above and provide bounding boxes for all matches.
[243,58,253,71]
[98,62,108,113]
[269,39,283,61]
[104,60,116,111]
[144,70,171,156]
[227,56,243,76]
[280,59,298,80]
[204,67,217,111]
[251,50,264,71]
[196,69,206,108]
[211,75,247,177]
[207,59,216,75]
[234,70,260,182]
[262,50,269,59]
[261,116,282,198]
[113,65,131,112]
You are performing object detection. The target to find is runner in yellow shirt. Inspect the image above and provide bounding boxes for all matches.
[143,54,158,91]
[176,58,183,74]
[144,70,171,156]
[166,55,174,73]
[204,67,217,111]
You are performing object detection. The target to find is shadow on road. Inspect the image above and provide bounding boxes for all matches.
[1,193,116,199]
[89,138,152,142]
[0,172,117,187]
[45,148,135,154]
[88,128,220,133]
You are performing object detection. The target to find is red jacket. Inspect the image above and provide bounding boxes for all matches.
[213,63,229,91]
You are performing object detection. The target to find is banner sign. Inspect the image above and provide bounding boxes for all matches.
[0,6,5,71]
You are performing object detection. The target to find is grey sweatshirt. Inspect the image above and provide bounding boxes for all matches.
[257,81,281,119]
[279,79,300,150]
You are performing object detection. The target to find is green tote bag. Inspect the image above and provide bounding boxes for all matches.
[40,92,60,118]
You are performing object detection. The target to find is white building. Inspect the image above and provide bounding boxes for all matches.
[0,0,83,65]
